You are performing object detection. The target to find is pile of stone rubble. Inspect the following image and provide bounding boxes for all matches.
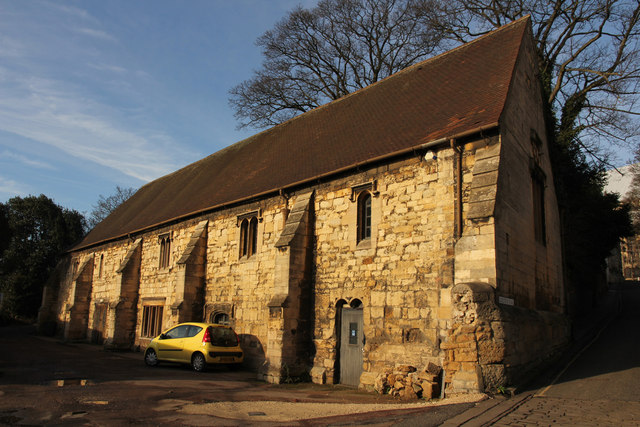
[372,363,442,400]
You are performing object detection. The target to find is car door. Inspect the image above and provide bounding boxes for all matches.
[181,325,204,360]
[156,324,189,362]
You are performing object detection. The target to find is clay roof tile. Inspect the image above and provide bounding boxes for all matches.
[73,17,530,251]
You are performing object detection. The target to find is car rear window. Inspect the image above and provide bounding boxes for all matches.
[208,327,237,347]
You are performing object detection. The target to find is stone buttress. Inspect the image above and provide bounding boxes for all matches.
[171,220,208,324]
[264,191,315,383]
[106,238,141,349]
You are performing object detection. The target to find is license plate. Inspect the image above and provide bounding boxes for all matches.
[219,357,233,363]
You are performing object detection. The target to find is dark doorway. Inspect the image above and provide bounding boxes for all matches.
[92,304,107,344]
[339,304,364,386]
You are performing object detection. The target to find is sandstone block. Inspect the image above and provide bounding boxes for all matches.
[387,374,397,386]
[411,382,423,394]
[395,364,416,374]
[359,371,377,386]
[310,366,326,384]
[421,381,438,399]
[400,387,418,400]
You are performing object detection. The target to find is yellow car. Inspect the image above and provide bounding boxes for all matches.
[144,322,244,371]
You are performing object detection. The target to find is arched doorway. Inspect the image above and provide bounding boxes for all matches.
[338,299,364,386]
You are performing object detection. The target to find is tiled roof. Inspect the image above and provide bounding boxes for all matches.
[74,17,529,250]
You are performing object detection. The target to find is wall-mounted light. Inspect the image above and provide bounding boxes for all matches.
[424,150,437,161]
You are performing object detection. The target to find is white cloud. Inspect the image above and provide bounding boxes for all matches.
[74,27,117,42]
[0,36,25,59]
[88,63,127,74]
[0,73,188,183]
[0,150,56,170]
[41,2,94,23]
[0,176,30,197]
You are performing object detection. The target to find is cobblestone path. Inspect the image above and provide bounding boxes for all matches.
[481,282,640,426]
[493,395,640,426]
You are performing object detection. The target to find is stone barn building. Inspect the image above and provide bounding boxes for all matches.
[40,17,569,395]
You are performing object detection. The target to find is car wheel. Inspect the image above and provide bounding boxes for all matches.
[144,349,158,367]
[191,352,206,372]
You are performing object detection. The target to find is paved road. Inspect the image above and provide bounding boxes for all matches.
[5,284,636,426]
[0,325,475,426]
[447,282,640,426]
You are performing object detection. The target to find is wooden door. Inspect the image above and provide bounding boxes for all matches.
[340,307,364,386]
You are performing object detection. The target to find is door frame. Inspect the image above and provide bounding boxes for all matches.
[337,299,364,386]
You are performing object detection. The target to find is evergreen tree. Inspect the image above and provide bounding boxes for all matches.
[0,195,86,318]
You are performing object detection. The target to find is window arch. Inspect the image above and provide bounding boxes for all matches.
[159,233,172,268]
[239,218,249,257]
[249,216,258,255]
[211,312,230,325]
[98,254,104,278]
[239,215,259,258]
[357,191,372,243]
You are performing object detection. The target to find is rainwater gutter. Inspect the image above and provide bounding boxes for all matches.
[73,122,499,252]
[451,138,463,239]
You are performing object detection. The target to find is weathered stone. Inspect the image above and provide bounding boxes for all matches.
[387,374,397,386]
[421,381,439,399]
[310,366,326,384]
[396,364,417,374]
[411,383,423,394]
[359,371,376,386]
[44,25,568,397]
[426,362,442,376]
[400,387,418,400]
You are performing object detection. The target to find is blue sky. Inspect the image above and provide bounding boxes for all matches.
[0,0,317,214]
[1,1,636,216]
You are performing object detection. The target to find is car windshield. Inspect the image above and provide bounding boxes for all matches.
[209,327,237,347]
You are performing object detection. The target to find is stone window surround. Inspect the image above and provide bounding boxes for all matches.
[349,181,380,251]
[158,232,172,269]
[97,253,104,278]
[141,299,165,338]
[236,209,263,260]
[530,130,546,247]
[205,302,234,325]
[357,191,372,244]
[531,165,546,246]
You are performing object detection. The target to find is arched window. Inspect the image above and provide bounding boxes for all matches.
[98,254,104,278]
[239,218,249,257]
[249,216,258,255]
[159,233,171,268]
[239,215,259,258]
[357,191,372,243]
[212,312,230,325]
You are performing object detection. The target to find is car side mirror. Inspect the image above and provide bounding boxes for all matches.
[159,333,167,340]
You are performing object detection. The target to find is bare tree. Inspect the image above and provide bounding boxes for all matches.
[624,144,640,229]
[88,186,135,230]
[229,0,443,129]
[425,0,640,163]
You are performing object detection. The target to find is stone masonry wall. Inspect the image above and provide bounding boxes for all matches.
[48,134,534,392]
[495,26,564,312]
[443,282,568,394]
[311,152,458,385]
[442,27,568,394]
[204,197,288,371]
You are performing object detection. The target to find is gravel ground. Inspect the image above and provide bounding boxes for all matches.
[176,393,487,422]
